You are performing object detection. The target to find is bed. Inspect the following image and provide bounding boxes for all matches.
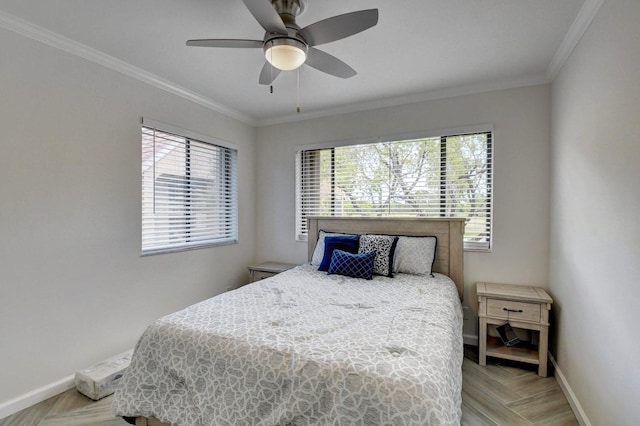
[112,217,465,425]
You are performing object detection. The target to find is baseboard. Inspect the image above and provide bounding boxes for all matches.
[463,333,478,346]
[0,346,587,426]
[465,336,590,425]
[549,353,591,426]
[0,374,76,420]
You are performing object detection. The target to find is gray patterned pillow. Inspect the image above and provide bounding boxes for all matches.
[358,234,399,277]
[393,236,437,275]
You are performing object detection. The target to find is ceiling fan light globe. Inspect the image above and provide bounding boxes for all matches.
[264,39,307,71]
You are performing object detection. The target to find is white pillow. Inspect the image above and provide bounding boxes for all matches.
[311,231,358,266]
[393,236,437,275]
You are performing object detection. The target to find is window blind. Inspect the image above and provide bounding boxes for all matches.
[142,125,238,255]
[296,131,493,250]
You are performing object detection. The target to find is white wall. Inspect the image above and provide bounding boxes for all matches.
[550,0,640,423]
[0,28,256,404]
[255,84,551,336]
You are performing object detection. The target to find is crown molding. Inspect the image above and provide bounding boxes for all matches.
[546,0,605,81]
[0,1,602,129]
[0,10,256,126]
[256,73,550,127]
[262,0,606,127]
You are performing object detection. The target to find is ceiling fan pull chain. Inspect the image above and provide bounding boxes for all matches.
[296,68,301,114]
[270,40,274,94]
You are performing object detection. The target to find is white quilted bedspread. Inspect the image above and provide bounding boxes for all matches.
[112,264,463,425]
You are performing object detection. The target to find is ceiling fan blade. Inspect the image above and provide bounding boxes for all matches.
[242,0,287,34]
[186,39,263,48]
[299,9,379,46]
[259,61,281,85]
[305,48,356,79]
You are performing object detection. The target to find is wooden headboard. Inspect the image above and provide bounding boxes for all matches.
[307,216,465,301]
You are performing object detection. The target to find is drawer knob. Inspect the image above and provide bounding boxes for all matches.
[503,308,523,313]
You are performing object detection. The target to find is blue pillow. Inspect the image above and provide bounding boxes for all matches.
[327,250,376,280]
[318,235,360,271]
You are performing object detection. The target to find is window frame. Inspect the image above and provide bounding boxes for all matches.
[295,125,494,251]
[141,118,238,256]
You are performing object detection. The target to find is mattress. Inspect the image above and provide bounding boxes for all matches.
[112,264,464,425]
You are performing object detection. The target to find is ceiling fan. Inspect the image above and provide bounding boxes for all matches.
[186,0,379,85]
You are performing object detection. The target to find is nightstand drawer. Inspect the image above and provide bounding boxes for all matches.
[486,298,540,323]
[248,262,298,283]
[251,270,277,281]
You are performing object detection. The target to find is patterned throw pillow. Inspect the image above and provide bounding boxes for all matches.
[358,234,399,277]
[393,236,437,275]
[327,250,375,280]
[311,231,359,266]
[319,235,360,271]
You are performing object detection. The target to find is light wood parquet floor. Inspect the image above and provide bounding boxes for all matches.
[1,346,577,426]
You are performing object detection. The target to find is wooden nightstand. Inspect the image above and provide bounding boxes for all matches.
[247,262,297,283]
[477,282,553,377]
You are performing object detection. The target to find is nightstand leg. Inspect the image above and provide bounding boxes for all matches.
[538,326,549,377]
[479,318,487,366]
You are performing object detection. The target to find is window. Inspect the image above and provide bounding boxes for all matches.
[296,129,493,250]
[141,120,238,255]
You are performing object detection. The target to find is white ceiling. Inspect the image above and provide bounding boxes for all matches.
[0,0,591,126]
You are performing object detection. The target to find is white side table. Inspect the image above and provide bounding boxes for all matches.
[247,262,297,283]
[477,282,553,377]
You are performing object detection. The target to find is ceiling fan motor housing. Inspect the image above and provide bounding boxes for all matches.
[271,0,305,22]
[264,0,309,70]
